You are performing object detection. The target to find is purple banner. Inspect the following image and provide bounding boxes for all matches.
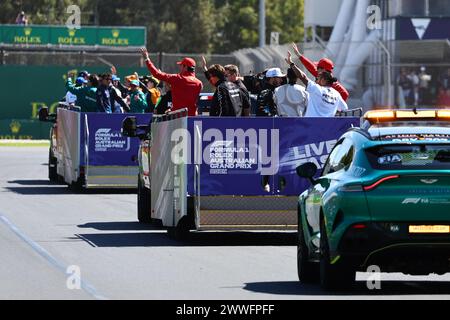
[187,117,359,196]
[80,113,152,167]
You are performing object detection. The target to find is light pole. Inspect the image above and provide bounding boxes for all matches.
[259,0,266,47]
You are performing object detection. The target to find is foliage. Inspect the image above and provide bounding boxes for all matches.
[0,0,304,53]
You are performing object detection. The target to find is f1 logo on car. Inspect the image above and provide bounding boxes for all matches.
[402,198,429,204]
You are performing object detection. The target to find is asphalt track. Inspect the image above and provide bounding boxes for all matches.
[1,146,450,300]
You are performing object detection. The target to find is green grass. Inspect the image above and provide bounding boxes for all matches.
[0,140,50,147]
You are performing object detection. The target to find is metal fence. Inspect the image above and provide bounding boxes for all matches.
[1,41,449,109]
[0,49,237,92]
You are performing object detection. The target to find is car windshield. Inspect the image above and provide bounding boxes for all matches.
[365,144,450,170]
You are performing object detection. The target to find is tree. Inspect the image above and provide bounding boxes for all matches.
[0,0,304,54]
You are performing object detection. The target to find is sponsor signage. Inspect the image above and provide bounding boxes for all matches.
[0,25,146,47]
[396,17,450,40]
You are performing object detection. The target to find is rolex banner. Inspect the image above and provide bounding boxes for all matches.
[0,25,146,47]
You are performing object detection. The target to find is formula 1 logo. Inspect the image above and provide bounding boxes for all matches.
[402,198,429,204]
[95,128,130,152]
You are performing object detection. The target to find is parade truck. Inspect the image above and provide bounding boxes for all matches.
[39,103,152,189]
[122,109,361,237]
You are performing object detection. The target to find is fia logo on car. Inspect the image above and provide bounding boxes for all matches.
[420,179,438,184]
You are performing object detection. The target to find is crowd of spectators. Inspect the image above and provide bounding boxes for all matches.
[397,66,450,108]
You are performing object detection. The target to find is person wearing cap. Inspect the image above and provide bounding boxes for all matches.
[256,67,285,117]
[65,72,98,112]
[129,80,148,113]
[110,74,129,113]
[286,51,348,118]
[15,11,28,25]
[205,64,250,117]
[96,73,130,113]
[78,70,90,81]
[292,43,349,102]
[65,77,85,106]
[140,47,203,116]
[140,76,161,113]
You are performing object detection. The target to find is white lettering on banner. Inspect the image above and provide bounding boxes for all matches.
[291,139,337,169]
[94,128,130,152]
[171,121,279,175]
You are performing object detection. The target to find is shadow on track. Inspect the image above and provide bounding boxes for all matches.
[5,186,71,195]
[8,180,55,186]
[6,180,136,195]
[75,227,296,248]
[243,280,450,296]
[78,221,161,231]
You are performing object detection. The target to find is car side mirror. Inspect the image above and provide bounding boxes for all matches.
[122,116,137,137]
[296,162,318,184]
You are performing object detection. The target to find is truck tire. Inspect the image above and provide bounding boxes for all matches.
[69,176,85,192]
[167,216,192,241]
[137,176,151,223]
[48,149,58,182]
[319,218,355,291]
[297,207,319,283]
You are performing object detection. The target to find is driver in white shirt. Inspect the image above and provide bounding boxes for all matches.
[274,68,308,117]
[285,51,348,117]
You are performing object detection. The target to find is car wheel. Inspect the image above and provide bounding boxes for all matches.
[320,218,355,291]
[137,175,152,223]
[48,149,58,182]
[297,207,319,283]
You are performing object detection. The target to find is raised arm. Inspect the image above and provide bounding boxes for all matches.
[65,72,83,94]
[201,56,211,81]
[286,51,309,86]
[140,47,176,83]
[292,42,318,77]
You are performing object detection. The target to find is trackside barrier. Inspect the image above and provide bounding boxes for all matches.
[54,108,151,189]
[149,113,360,230]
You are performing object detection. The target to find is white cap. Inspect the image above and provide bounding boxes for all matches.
[266,68,286,78]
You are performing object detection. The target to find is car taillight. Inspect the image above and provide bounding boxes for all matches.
[352,223,367,229]
[363,175,399,191]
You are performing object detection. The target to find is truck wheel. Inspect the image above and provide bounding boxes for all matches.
[69,176,85,192]
[48,150,58,182]
[319,218,355,291]
[297,208,319,283]
[167,216,191,241]
[137,176,151,223]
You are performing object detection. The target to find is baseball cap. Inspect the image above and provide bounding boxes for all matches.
[316,58,334,72]
[76,77,88,85]
[130,80,140,86]
[177,57,196,68]
[149,76,160,86]
[78,70,90,78]
[112,75,121,81]
[265,68,286,78]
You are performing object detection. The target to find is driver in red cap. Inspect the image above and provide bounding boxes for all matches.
[140,48,203,116]
[292,43,349,102]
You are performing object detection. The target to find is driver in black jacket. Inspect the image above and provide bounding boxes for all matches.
[205,64,250,117]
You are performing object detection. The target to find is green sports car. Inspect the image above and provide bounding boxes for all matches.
[296,109,450,290]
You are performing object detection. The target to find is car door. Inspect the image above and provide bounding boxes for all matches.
[306,138,354,235]
[304,139,345,236]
